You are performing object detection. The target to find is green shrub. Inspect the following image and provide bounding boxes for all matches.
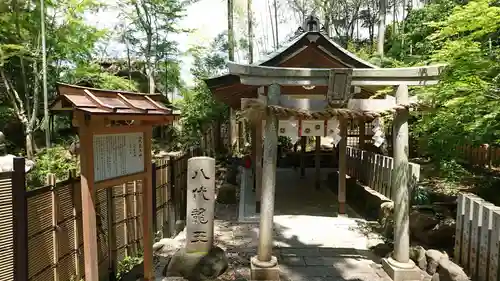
[28,145,78,188]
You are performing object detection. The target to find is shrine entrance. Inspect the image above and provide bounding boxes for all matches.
[206,16,444,281]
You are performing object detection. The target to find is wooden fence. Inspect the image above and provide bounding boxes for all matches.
[346,146,421,200]
[457,144,500,169]
[455,193,500,281]
[1,149,198,281]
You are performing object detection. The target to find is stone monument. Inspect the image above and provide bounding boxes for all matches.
[186,156,216,253]
[164,156,229,280]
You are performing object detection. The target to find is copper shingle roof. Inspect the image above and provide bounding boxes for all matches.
[51,83,178,116]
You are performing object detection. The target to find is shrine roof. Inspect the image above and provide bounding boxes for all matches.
[204,16,380,109]
[50,83,179,117]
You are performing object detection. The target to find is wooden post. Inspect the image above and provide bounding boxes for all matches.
[300,136,306,178]
[48,173,59,281]
[142,127,154,280]
[338,118,347,215]
[315,136,321,189]
[152,162,158,235]
[69,169,81,279]
[257,83,279,262]
[359,120,366,149]
[252,121,263,213]
[12,157,28,281]
[78,113,99,281]
[122,183,129,257]
[106,186,117,278]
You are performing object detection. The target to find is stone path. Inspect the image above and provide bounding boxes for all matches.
[156,168,389,281]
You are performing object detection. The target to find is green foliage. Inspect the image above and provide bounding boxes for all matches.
[28,145,78,188]
[177,33,229,149]
[116,255,143,280]
[60,63,140,91]
[437,159,471,182]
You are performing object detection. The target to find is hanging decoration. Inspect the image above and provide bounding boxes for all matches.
[301,120,324,137]
[278,119,299,143]
[371,117,386,147]
[326,118,342,146]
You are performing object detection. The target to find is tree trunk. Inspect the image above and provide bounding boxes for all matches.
[248,0,254,63]
[228,0,235,61]
[377,0,387,57]
[273,0,278,48]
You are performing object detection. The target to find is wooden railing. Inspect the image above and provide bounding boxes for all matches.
[346,146,421,200]
[455,193,500,281]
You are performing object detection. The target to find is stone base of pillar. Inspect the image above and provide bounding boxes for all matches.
[250,256,280,281]
[382,257,422,281]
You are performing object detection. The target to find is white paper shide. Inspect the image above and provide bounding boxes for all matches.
[326,118,342,146]
[371,117,386,147]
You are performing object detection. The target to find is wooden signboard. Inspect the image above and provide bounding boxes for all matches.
[93,132,145,182]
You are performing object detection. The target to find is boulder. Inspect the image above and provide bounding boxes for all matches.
[410,209,440,244]
[370,242,393,258]
[427,218,456,249]
[153,238,183,256]
[379,201,394,238]
[436,258,470,281]
[164,246,229,281]
[426,249,448,275]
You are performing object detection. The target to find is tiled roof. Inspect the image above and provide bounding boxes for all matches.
[51,83,178,116]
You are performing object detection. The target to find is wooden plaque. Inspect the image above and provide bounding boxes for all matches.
[93,132,145,182]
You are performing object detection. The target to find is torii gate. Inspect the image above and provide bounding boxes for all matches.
[223,62,444,281]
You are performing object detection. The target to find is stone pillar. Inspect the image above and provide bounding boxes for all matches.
[186,157,216,253]
[382,84,421,281]
[251,84,280,281]
[300,136,306,178]
[338,118,347,215]
[252,121,263,213]
[315,136,321,189]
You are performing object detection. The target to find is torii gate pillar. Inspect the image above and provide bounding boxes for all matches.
[381,84,421,281]
[251,83,280,281]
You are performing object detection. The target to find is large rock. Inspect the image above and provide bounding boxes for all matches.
[436,258,469,281]
[427,218,456,250]
[426,249,448,275]
[410,209,440,244]
[153,238,183,257]
[379,201,394,239]
[164,246,229,281]
[410,246,427,270]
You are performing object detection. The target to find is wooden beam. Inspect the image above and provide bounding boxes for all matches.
[77,112,99,281]
[338,117,347,215]
[144,95,170,113]
[315,136,321,190]
[252,121,263,213]
[142,127,154,280]
[300,136,306,178]
[117,93,147,113]
[227,62,446,86]
[83,89,114,111]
